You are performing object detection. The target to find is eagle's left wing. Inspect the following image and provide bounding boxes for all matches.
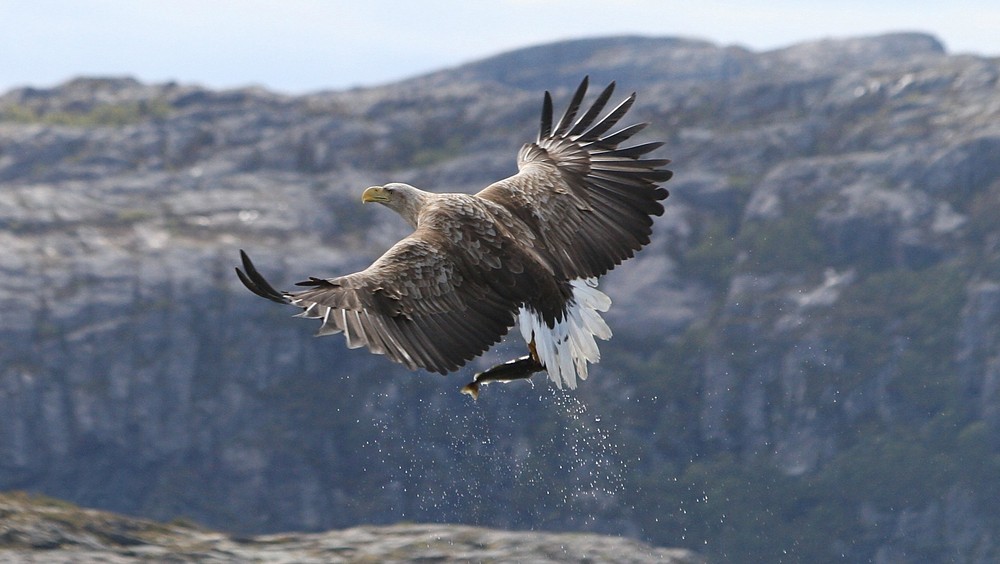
[477,77,672,281]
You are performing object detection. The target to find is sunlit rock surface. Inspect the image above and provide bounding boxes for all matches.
[0,492,702,563]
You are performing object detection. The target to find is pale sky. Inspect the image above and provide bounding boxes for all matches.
[2,1,997,94]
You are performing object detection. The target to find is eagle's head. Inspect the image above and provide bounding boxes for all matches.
[362,182,430,229]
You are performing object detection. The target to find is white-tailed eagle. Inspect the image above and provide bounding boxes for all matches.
[237,77,672,397]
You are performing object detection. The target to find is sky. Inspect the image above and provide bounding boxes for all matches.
[2,1,998,95]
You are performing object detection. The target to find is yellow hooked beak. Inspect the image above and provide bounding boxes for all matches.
[362,185,389,203]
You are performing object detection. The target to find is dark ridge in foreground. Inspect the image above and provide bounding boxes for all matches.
[0,492,703,563]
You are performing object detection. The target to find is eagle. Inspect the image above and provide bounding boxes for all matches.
[237,77,672,398]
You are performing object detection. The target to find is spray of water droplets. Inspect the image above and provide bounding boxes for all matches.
[358,382,629,533]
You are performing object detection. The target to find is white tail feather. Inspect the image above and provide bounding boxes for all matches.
[518,278,613,389]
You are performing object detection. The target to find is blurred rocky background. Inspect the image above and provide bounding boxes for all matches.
[2,32,999,562]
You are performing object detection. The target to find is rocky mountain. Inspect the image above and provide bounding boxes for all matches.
[2,31,1000,562]
[0,492,701,562]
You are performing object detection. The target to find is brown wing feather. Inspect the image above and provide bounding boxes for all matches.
[237,232,519,374]
[477,76,672,281]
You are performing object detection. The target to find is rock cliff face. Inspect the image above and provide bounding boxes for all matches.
[2,32,1000,562]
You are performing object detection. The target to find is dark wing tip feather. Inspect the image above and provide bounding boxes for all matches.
[594,141,664,159]
[648,170,674,184]
[539,92,554,141]
[567,81,616,138]
[578,93,636,141]
[295,276,332,287]
[236,250,290,304]
[552,76,591,137]
[593,123,649,148]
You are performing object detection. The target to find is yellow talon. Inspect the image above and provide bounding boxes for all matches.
[528,338,540,364]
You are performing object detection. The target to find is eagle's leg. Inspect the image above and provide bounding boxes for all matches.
[460,348,545,400]
[528,338,540,364]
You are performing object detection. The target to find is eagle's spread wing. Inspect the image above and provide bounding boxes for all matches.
[477,77,672,281]
[237,234,518,374]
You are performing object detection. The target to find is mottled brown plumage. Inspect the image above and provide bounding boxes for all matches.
[237,77,672,389]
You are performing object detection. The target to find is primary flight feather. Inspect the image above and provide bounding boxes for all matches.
[237,77,672,392]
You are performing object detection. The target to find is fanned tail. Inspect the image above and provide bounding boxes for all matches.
[518,278,612,389]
